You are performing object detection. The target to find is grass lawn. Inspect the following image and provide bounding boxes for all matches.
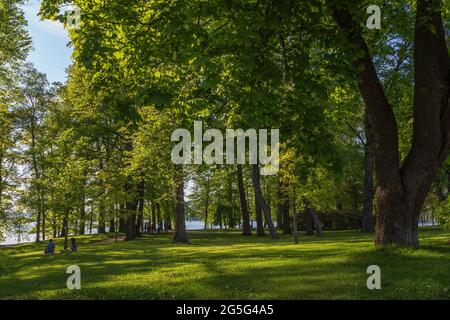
[0,227,449,300]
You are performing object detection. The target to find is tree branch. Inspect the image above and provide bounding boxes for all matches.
[345,122,366,147]
[327,1,402,188]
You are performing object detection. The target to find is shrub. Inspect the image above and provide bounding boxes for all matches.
[296,209,370,231]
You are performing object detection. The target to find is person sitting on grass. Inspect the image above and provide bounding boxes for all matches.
[70,238,78,252]
[44,239,55,254]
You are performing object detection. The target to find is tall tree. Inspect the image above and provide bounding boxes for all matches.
[328,0,450,246]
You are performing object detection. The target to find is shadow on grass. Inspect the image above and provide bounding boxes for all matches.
[1,228,449,299]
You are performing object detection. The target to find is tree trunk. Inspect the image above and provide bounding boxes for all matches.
[156,202,162,233]
[35,208,41,242]
[124,200,138,240]
[362,107,375,232]
[97,150,106,234]
[136,178,145,235]
[98,207,106,234]
[119,203,127,233]
[304,207,314,236]
[109,218,115,233]
[62,211,69,250]
[254,188,265,236]
[173,165,188,243]
[310,208,323,236]
[151,201,157,232]
[204,173,210,229]
[42,212,46,241]
[124,182,138,241]
[278,180,291,234]
[251,164,278,239]
[237,164,251,236]
[79,205,86,235]
[291,184,299,244]
[276,204,283,229]
[374,191,422,247]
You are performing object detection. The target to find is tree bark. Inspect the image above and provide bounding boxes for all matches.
[156,202,162,233]
[124,182,138,241]
[62,211,69,250]
[136,178,145,235]
[237,164,252,236]
[291,184,299,244]
[42,212,46,241]
[362,108,375,232]
[173,164,188,243]
[278,180,291,234]
[251,163,278,239]
[124,201,138,240]
[151,201,156,231]
[79,205,86,235]
[304,207,314,236]
[254,184,265,236]
[109,218,115,233]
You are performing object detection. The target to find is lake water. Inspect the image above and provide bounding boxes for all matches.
[0,220,234,245]
[0,220,436,246]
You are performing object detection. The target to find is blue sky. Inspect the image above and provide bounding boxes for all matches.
[0,1,72,245]
[22,0,72,83]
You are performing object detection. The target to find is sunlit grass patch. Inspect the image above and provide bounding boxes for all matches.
[0,227,449,300]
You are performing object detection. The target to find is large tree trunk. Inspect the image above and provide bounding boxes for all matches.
[251,164,278,239]
[173,165,188,243]
[124,182,138,241]
[254,186,265,236]
[362,108,375,232]
[329,0,450,247]
[124,200,138,240]
[237,164,251,236]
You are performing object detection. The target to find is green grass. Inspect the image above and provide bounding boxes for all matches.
[1,227,449,300]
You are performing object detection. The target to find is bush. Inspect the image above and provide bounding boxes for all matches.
[297,209,371,231]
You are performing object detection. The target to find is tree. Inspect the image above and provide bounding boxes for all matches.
[0,0,30,242]
[15,64,54,242]
[328,0,450,246]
